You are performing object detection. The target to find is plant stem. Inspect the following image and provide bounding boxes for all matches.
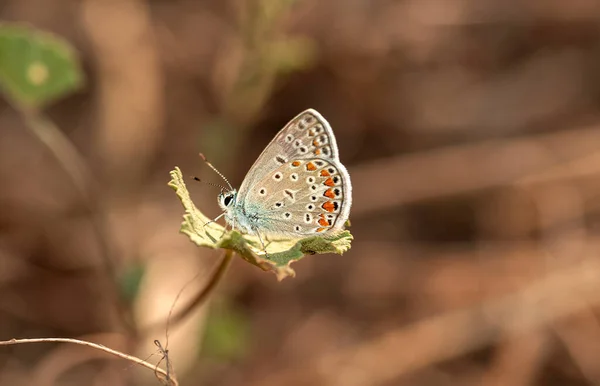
[148,249,234,335]
[20,109,136,335]
[0,337,177,386]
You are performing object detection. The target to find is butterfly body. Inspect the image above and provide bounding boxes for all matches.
[217,109,352,240]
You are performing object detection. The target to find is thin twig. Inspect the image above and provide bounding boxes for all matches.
[19,109,136,335]
[21,110,91,199]
[146,249,234,334]
[167,249,233,328]
[154,339,173,385]
[0,337,178,386]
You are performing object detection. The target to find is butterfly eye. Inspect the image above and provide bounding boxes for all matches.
[223,194,234,207]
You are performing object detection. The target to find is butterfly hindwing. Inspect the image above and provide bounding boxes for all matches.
[241,158,351,237]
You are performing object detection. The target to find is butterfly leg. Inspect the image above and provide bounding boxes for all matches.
[212,216,235,241]
[253,228,269,259]
[263,234,273,249]
[203,212,225,228]
[231,216,237,236]
[219,225,228,239]
[203,213,227,241]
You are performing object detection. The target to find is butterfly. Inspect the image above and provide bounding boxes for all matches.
[205,109,352,251]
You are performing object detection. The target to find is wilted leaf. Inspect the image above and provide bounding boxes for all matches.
[168,167,353,280]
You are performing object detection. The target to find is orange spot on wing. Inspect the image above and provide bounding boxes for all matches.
[316,227,327,232]
[292,161,301,167]
[322,201,335,213]
[324,188,335,198]
[314,149,321,155]
[306,162,316,171]
[313,140,319,146]
[324,177,335,186]
[318,216,329,226]
[320,169,330,177]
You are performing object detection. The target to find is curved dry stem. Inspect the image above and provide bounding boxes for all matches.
[167,249,233,330]
[0,337,177,386]
[21,110,91,198]
[146,249,234,334]
[20,109,136,335]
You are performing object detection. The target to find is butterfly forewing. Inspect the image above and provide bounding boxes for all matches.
[237,109,340,203]
[231,109,352,238]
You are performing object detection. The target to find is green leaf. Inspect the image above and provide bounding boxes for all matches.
[119,262,146,303]
[268,37,317,74]
[168,167,353,280]
[201,301,249,361]
[0,23,84,109]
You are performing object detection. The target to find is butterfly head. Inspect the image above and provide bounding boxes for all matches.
[218,189,237,211]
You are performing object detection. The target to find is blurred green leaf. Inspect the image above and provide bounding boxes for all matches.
[201,302,249,361]
[168,167,353,280]
[0,23,84,109]
[119,262,146,303]
[269,37,317,74]
[199,119,241,166]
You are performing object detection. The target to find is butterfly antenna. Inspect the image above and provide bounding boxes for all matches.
[198,153,233,191]
[193,177,227,193]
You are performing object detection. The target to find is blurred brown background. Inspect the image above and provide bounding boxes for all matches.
[2,0,600,385]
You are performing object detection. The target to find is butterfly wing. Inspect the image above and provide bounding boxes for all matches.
[237,109,352,237]
[241,158,351,237]
[237,109,340,200]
